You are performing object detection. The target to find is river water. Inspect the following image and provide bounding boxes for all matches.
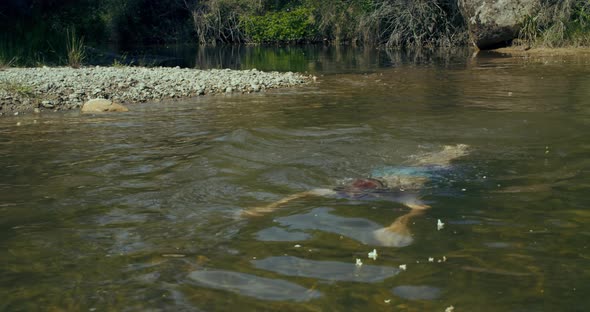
[1,47,589,311]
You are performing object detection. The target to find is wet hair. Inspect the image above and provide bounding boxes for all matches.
[350,178,385,190]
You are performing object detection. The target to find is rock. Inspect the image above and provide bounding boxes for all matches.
[81,99,129,113]
[41,100,54,108]
[458,0,538,49]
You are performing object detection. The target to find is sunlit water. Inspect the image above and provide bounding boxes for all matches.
[1,47,589,311]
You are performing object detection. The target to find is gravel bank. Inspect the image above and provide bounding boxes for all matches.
[0,66,311,116]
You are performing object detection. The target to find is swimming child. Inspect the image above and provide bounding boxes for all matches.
[243,144,470,247]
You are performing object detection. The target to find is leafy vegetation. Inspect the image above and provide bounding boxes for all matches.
[1,0,589,65]
[359,0,467,48]
[66,29,86,68]
[519,0,590,47]
[242,7,316,42]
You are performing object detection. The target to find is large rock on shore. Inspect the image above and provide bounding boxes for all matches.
[458,0,539,49]
[81,99,128,113]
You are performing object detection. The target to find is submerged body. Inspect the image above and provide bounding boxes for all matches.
[244,144,469,247]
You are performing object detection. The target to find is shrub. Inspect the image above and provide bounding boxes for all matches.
[368,0,467,48]
[242,7,316,42]
[191,0,263,44]
[523,0,590,47]
[303,0,467,47]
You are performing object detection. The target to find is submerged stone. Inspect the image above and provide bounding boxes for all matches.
[392,285,442,300]
[252,256,400,283]
[255,226,311,242]
[187,269,321,301]
[81,98,129,113]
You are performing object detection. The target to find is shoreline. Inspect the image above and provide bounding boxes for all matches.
[491,47,590,57]
[0,66,311,117]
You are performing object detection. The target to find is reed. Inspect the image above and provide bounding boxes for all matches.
[66,28,86,68]
[0,56,17,69]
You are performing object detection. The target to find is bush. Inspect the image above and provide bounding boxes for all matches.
[304,0,375,43]
[369,0,467,48]
[521,0,590,47]
[242,7,316,42]
[302,0,467,47]
[191,0,263,44]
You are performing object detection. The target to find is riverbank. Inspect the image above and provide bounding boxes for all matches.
[0,66,311,116]
[493,47,590,57]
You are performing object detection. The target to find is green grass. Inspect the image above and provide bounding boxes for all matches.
[518,0,590,48]
[66,28,86,68]
[0,56,18,69]
[112,59,126,67]
[0,80,36,98]
[518,14,541,45]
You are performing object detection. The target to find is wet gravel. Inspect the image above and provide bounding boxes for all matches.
[0,66,311,116]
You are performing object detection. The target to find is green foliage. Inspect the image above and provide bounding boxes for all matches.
[0,80,35,98]
[519,14,541,45]
[295,0,467,47]
[567,0,590,45]
[3,0,590,60]
[521,0,590,47]
[243,7,316,42]
[66,28,86,68]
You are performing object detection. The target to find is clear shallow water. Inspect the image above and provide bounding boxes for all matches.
[1,48,590,311]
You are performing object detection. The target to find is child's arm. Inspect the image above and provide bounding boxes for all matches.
[242,188,336,217]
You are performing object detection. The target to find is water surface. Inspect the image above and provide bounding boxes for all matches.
[1,48,589,311]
